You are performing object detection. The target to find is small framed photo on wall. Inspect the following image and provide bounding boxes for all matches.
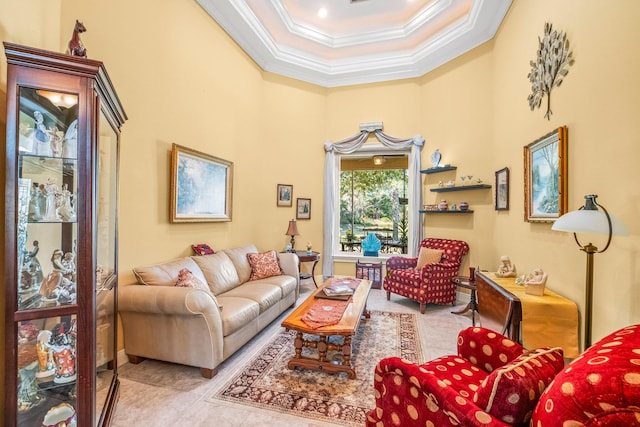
[277,184,293,207]
[296,198,311,220]
[495,167,509,210]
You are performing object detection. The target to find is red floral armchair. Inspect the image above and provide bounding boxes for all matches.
[384,238,469,313]
[366,326,565,427]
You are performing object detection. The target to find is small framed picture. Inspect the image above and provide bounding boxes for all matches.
[296,198,311,220]
[495,167,509,210]
[277,184,293,207]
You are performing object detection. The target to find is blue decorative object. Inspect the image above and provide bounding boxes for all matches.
[362,233,381,257]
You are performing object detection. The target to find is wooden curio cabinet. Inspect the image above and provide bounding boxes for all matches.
[3,43,126,426]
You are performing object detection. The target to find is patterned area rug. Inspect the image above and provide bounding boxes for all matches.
[209,310,421,426]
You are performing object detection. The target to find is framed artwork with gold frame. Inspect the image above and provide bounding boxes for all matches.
[524,126,568,222]
[170,143,233,222]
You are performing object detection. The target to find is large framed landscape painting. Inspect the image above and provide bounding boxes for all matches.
[170,143,233,222]
[523,126,567,222]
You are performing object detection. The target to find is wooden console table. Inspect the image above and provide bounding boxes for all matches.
[475,271,579,358]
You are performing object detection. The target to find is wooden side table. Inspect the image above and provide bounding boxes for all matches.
[451,276,478,325]
[293,250,320,287]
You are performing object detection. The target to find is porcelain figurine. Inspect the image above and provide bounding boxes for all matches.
[496,255,517,277]
[524,268,548,296]
[438,200,448,211]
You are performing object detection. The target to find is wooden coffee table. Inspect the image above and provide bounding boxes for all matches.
[281,277,372,379]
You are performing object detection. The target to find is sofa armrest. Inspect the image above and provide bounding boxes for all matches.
[119,284,222,316]
[457,327,524,372]
[367,357,511,427]
[277,252,300,297]
[118,284,224,370]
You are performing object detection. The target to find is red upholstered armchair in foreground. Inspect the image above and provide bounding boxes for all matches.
[384,238,469,313]
[366,326,564,427]
[532,324,640,426]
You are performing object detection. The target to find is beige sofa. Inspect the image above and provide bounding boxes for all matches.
[118,244,299,378]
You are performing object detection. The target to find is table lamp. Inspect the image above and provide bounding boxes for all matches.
[285,219,300,251]
[551,194,628,348]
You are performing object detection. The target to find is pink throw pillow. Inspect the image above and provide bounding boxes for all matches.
[247,250,283,280]
[175,268,210,292]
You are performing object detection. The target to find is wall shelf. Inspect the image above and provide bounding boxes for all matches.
[420,210,474,214]
[420,165,457,174]
[430,184,491,193]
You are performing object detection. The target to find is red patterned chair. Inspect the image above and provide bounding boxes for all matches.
[532,324,640,426]
[366,326,565,427]
[384,238,469,313]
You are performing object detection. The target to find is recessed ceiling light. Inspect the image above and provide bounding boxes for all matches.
[317,7,328,18]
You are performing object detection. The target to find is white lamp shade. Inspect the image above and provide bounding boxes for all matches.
[552,209,629,236]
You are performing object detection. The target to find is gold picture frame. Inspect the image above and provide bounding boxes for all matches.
[170,144,233,223]
[524,126,568,222]
[277,184,293,207]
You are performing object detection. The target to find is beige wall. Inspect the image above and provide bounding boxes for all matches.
[1,1,639,416]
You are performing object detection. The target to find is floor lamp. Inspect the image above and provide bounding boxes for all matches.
[552,194,628,348]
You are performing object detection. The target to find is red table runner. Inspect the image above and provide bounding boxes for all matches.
[301,278,361,329]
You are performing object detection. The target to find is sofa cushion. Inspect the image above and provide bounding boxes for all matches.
[214,296,260,337]
[222,283,282,313]
[473,347,564,425]
[247,250,283,281]
[133,257,207,287]
[222,244,258,284]
[191,252,240,295]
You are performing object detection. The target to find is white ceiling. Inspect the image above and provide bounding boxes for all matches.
[196,0,512,88]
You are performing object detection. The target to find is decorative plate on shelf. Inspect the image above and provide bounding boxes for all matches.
[430,149,441,168]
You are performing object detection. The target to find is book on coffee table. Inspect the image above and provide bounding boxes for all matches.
[315,283,354,301]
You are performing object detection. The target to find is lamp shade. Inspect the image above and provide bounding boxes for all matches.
[285,219,300,236]
[552,195,628,236]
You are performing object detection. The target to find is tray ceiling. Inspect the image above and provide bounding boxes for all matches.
[196,0,512,87]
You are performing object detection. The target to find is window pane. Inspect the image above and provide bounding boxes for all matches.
[338,162,408,255]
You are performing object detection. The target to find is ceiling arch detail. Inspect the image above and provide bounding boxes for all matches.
[196,0,512,87]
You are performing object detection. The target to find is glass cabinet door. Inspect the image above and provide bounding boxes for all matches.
[95,108,118,424]
[16,86,80,425]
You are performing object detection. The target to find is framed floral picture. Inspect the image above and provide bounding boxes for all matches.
[495,167,509,211]
[296,198,311,220]
[524,126,568,222]
[277,184,293,207]
[170,144,233,222]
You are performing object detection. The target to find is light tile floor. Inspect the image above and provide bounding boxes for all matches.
[112,280,472,426]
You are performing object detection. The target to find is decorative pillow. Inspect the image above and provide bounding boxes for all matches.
[192,243,215,256]
[247,250,283,281]
[473,347,564,425]
[175,268,222,310]
[416,247,444,270]
[175,268,209,291]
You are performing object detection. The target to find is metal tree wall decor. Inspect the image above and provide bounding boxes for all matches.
[527,22,574,120]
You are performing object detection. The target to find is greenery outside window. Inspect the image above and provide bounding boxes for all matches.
[338,154,409,256]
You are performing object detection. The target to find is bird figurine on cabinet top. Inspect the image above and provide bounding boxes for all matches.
[430,149,441,168]
[67,20,87,58]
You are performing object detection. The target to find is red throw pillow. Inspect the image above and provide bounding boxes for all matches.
[247,250,283,280]
[192,244,215,256]
[473,347,564,425]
